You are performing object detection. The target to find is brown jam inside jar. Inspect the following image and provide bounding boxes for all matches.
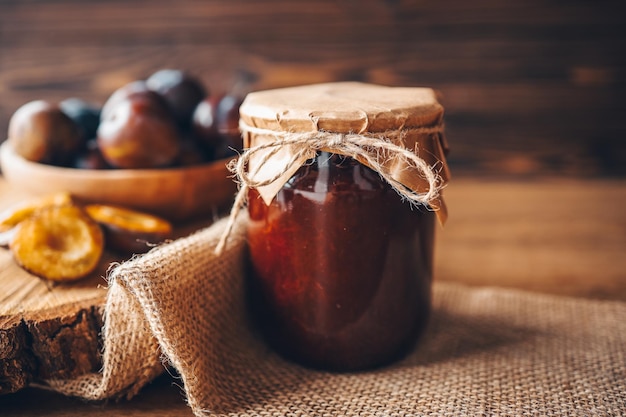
[247,152,435,371]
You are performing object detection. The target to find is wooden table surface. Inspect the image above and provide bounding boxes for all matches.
[1,176,625,416]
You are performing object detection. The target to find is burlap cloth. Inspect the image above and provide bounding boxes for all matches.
[45,215,625,416]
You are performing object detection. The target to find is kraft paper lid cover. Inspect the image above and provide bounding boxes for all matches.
[238,82,450,223]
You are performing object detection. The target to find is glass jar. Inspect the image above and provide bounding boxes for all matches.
[247,152,436,371]
[238,82,449,371]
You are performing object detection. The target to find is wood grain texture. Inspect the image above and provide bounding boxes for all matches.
[0,0,624,177]
[435,178,626,300]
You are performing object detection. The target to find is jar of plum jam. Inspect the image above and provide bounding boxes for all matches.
[236,82,450,371]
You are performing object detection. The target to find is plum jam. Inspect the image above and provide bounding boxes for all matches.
[247,152,435,371]
[237,82,449,371]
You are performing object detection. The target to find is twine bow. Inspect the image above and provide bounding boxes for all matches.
[215,123,444,254]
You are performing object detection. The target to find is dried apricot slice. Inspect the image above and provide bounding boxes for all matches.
[0,192,73,231]
[84,204,172,254]
[10,205,104,282]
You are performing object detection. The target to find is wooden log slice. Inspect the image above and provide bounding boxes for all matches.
[0,179,214,394]
[0,245,111,394]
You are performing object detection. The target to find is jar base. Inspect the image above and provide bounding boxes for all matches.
[246,267,432,372]
[261,312,431,372]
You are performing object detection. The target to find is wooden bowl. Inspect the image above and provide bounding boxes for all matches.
[0,141,237,223]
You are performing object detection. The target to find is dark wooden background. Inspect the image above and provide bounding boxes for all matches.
[0,0,624,177]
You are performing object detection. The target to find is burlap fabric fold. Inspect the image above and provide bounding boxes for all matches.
[44,215,625,416]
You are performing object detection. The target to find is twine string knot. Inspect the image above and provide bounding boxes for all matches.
[215,123,443,254]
